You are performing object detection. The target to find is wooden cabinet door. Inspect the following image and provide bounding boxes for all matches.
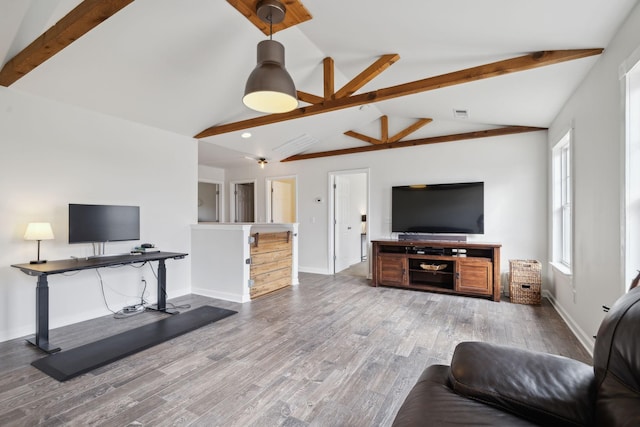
[377,254,407,286]
[455,258,492,295]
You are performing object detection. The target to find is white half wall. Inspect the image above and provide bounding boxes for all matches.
[0,87,197,342]
[223,131,548,288]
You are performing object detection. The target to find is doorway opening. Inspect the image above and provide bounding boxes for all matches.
[198,181,222,222]
[266,176,297,223]
[329,169,369,276]
[231,180,257,222]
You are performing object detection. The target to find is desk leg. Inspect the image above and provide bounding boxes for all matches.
[26,275,61,354]
[148,259,178,314]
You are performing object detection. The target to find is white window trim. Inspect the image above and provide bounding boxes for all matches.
[550,261,572,277]
[552,130,573,274]
[623,53,640,290]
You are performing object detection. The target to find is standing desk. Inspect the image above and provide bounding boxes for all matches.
[11,252,187,353]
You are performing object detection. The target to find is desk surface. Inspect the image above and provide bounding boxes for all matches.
[12,252,188,276]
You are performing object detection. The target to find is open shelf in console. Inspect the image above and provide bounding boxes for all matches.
[408,258,454,289]
[378,245,409,254]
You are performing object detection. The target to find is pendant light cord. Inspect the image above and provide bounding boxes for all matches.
[269,13,273,40]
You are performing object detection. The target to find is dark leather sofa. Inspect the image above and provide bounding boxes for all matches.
[392,287,640,426]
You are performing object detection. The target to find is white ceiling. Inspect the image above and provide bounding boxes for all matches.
[2,0,638,168]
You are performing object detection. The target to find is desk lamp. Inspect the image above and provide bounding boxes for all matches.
[24,222,54,264]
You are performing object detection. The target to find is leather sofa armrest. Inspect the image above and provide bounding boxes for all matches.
[393,365,539,427]
[449,342,595,427]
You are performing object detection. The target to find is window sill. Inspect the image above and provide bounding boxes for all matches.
[550,261,572,277]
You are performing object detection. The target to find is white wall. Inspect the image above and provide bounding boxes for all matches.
[0,87,197,342]
[198,164,225,182]
[224,131,548,284]
[547,1,640,349]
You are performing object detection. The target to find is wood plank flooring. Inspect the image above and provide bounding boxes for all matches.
[0,272,591,426]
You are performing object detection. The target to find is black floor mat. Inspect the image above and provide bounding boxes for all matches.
[31,305,237,381]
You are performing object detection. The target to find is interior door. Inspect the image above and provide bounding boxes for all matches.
[271,179,295,223]
[334,175,351,273]
[235,182,255,222]
[198,182,220,222]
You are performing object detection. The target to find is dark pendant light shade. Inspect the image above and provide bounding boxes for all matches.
[243,40,298,113]
[242,0,298,114]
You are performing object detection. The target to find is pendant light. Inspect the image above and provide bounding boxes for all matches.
[243,0,298,114]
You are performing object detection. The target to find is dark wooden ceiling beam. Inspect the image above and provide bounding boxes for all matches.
[345,116,433,145]
[195,49,602,139]
[324,57,334,100]
[297,54,398,104]
[380,115,389,143]
[344,130,382,145]
[297,91,324,104]
[389,118,433,143]
[281,126,546,162]
[0,0,134,87]
[226,0,313,36]
[334,53,400,99]
[388,118,433,142]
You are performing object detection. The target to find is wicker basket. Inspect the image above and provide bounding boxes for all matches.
[420,263,447,271]
[509,282,542,305]
[509,260,542,284]
[509,259,542,305]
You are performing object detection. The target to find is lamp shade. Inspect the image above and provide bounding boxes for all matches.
[243,40,298,114]
[24,222,54,241]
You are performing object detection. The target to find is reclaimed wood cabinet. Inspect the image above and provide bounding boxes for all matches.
[250,231,293,299]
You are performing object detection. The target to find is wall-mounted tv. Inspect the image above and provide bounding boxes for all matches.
[69,204,140,244]
[392,182,484,234]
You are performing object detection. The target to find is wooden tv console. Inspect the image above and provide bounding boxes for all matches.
[372,240,501,301]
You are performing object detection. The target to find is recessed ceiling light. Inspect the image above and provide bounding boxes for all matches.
[241,132,252,139]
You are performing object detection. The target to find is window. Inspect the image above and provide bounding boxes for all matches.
[552,131,572,271]
[625,58,640,289]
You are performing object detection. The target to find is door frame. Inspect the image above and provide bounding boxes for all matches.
[265,175,298,223]
[230,179,257,223]
[328,168,370,274]
[198,179,224,223]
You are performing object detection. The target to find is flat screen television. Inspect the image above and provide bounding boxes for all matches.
[69,204,140,244]
[392,182,484,234]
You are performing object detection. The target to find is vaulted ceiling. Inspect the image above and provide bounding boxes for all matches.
[2,0,638,168]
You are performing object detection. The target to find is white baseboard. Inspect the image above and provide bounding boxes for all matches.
[192,287,250,303]
[0,325,46,344]
[299,266,331,275]
[543,290,595,357]
[0,305,114,344]
[0,287,194,344]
